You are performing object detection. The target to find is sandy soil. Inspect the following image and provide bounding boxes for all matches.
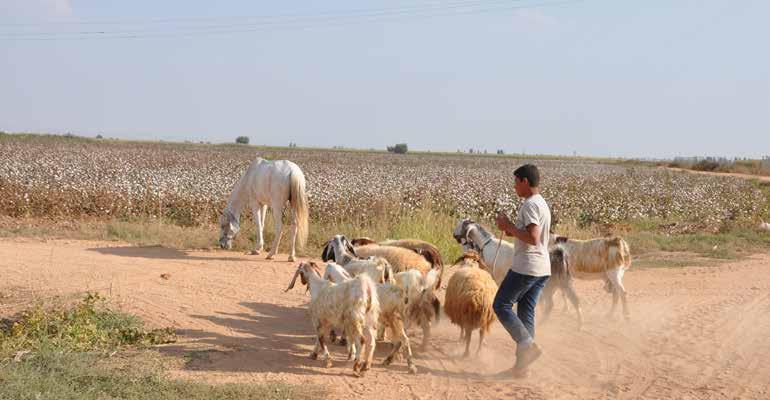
[1,238,769,399]
[664,167,770,183]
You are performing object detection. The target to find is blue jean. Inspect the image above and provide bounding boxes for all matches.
[493,270,550,348]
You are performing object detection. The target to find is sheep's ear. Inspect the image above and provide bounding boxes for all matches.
[285,267,302,292]
[345,240,357,257]
[321,241,333,261]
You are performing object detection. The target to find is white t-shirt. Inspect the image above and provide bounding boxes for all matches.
[511,193,551,277]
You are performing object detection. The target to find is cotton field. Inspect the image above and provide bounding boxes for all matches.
[1,135,767,231]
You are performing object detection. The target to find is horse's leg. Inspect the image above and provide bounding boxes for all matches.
[250,203,265,255]
[265,203,284,260]
[287,206,298,262]
[259,204,267,230]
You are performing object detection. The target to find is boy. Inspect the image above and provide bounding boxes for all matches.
[493,164,551,378]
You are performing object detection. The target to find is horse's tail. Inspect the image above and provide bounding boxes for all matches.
[289,167,309,249]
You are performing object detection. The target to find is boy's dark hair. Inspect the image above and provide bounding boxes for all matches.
[514,164,540,187]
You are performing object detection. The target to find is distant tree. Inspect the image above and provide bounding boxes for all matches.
[392,143,408,154]
[468,148,474,154]
[235,136,250,144]
[96,134,103,139]
[497,149,504,155]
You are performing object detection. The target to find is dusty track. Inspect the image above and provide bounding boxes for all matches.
[1,238,769,399]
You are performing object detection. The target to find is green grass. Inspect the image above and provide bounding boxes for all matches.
[0,293,176,358]
[0,294,313,400]
[2,206,769,268]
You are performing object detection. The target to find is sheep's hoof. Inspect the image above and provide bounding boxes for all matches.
[339,337,348,346]
[248,250,261,255]
[408,364,418,374]
[288,255,296,262]
[266,254,275,260]
[383,356,394,366]
[309,352,318,360]
[361,363,371,372]
[347,352,353,361]
[325,359,334,368]
[353,361,361,373]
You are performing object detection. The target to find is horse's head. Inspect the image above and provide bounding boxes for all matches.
[218,210,240,250]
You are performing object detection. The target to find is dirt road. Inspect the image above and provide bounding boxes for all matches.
[1,238,769,399]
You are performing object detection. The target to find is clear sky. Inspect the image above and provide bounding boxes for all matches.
[1,0,768,159]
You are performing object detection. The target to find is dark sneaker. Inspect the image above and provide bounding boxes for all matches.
[515,343,543,370]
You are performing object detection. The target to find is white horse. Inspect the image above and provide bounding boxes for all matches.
[219,158,309,261]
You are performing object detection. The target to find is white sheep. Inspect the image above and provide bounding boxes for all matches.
[323,263,418,374]
[285,262,379,376]
[443,251,498,357]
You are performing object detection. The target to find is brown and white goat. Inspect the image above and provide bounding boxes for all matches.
[552,235,632,318]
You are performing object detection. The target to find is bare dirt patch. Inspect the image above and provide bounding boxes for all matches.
[2,238,769,399]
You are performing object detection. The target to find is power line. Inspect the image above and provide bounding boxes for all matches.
[0,0,536,27]
[0,0,585,41]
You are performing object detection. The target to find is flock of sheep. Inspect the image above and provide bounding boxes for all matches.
[284,222,632,377]
[217,158,633,377]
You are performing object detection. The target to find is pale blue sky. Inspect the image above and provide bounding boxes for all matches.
[1,0,768,158]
